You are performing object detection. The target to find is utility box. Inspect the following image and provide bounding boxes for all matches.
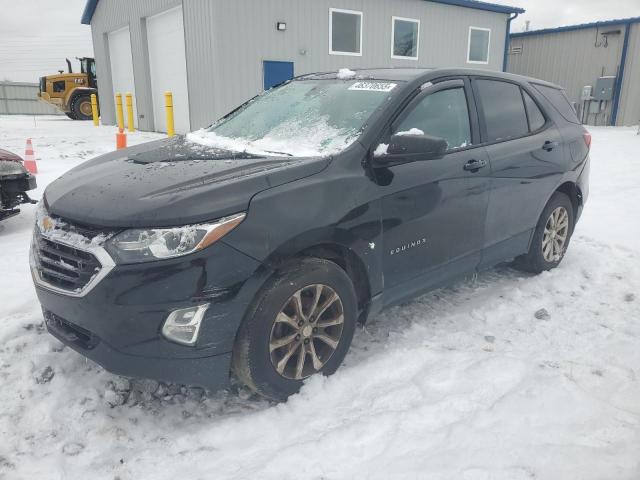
[580,85,593,101]
[593,76,616,101]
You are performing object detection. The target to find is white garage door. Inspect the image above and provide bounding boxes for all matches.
[146,6,190,133]
[108,26,137,128]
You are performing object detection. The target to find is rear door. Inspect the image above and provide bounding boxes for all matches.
[472,78,565,267]
[377,78,491,303]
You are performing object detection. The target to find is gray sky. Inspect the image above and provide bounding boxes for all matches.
[0,0,639,82]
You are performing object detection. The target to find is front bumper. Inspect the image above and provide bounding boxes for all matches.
[44,310,232,389]
[32,239,270,391]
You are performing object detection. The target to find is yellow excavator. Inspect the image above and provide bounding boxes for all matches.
[37,57,97,120]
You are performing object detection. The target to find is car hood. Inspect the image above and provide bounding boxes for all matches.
[44,135,330,228]
[0,148,23,162]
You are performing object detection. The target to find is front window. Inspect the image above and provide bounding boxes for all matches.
[392,17,419,60]
[329,8,363,56]
[188,79,400,157]
[467,27,491,64]
[394,87,472,150]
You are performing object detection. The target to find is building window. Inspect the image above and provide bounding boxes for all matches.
[391,16,419,60]
[329,8,363,56]
[467,27,491,64]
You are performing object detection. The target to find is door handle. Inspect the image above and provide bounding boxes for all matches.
[463,159,487,172]
[542,140,559,151]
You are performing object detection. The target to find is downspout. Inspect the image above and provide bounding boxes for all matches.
[610,20,631,126]
[503,12,519,72]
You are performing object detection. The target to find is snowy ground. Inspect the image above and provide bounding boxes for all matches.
[1,116,639,480]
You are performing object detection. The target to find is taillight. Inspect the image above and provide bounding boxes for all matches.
[583,131,592,149]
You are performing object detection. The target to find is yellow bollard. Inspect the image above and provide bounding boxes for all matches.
[164,91,175,137]
[90,93,99,127]
[125,92,135,133]
[115,93,124,131]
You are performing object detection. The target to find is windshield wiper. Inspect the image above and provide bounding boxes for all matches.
[262,150,293,157]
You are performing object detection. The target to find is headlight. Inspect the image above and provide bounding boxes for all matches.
[105,212,245,263]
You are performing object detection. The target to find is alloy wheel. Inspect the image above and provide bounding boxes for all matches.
[269,284,344,380]
[542,206,569,262]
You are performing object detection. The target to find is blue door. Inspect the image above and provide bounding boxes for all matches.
[263,61,294,90]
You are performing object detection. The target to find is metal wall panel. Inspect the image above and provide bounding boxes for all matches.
[0,82,62,115]
[616,23,640,126]
[508,25,627,126]
[195,0,507,128]
[90,0,508,131]
[90,0,181,129]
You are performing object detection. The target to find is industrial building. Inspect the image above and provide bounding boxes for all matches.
[81,0,524,133]
[508,17,640,126]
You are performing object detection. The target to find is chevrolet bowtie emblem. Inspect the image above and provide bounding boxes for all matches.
[41,216,55,232]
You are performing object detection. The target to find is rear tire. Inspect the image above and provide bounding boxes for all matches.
[65,111,77,120]
[70,94,93,120]
[515,191,574,273]
[232,257,357,401]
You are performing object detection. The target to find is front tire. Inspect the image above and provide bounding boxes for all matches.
[515,191,574,273]
[70,94,93,120]
[232,257,357,401]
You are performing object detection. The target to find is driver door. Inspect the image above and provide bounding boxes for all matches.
[376,78,491,304]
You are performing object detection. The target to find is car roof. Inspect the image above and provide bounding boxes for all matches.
[300,67,563,90]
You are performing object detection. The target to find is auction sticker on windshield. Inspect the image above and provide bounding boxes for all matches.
[349,81,397,92]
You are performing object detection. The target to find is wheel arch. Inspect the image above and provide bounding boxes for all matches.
[555,181,583,224]
[67,87,97,109]
[294,243,372,323]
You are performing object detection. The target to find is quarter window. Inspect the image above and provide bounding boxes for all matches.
[522,90,546,132]
[532,83,580,124]
[394,87,471,151]
[329,8,363,56]
[476,80,528,142]
[392,17,419,59]
[467,27,490,64]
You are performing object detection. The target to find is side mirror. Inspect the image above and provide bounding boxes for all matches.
[372,133,448,167]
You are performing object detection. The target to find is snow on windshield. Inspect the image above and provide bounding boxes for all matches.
[188,119,350,158]
[336,68,356,80]
[187,79,396,157]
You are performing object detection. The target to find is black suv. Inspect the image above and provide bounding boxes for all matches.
[31,68,590,400]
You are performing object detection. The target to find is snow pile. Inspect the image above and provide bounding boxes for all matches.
[1,116,640,479]
[336,68,356,80]
[373,143,389,157]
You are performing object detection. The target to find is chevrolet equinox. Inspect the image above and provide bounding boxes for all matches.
[31,68,590,400]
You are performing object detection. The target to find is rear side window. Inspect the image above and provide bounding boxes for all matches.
[522,90,546,131]
[532,84,580,124]
[476,80,528,142]
[394,87,471,150]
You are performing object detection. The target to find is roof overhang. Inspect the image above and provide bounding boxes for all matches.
[427,0,523,15]
[81,0,98,25]
[511,16,640,37]
[81,0,523,25]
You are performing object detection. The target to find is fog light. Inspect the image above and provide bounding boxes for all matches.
[162,304,209,346]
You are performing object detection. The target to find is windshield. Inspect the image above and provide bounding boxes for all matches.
[186,79,400,157]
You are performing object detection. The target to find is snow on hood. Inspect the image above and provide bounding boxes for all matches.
[35,202,111,248]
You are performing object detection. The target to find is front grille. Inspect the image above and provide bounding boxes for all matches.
[33,234,102,292]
